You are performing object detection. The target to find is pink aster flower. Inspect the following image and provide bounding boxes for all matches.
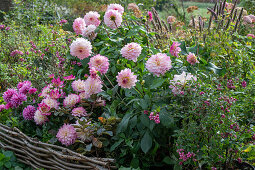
[84,11,101,27]
[72,79,86,92]
[116,68,137,89]
[107,4,124,14]
[3,89,18,103]
[170,42,181,57]
[70,38,92,60]
[120,42,142,62]
[72,107,87,117]
[23,105,36,120]
[73,17,86,35]
[145,53,172,77]
[34,110,48,125]
[104,9,122,29]
[0,25,5,30]
[88,54,109,74]
[63,94,80,107]
[10,50,24,57]
[0,105,5,112]
[41,98,59,110]
[10,93,27,108]
[148,11,153,21]
[83,76,103,98]
[187,52,199,65]
[56,124,77,146]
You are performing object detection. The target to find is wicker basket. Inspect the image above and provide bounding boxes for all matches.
[0,123,116,170]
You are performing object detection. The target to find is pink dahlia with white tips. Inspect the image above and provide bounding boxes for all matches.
[170,42,181,57]
[41,98,59,110]
[104,10,122,29]
[72,79,86,92]
[116,68,137,89]
[83,77,103,98]
[72,107,87,117]
[73,18,86,35]
[56,124,77,146]
[145,53,172,77]
[84,11,101,27]
[107,4,124,14]
[22,105,36,120]
[34,110,48,125]
[40,84,53,98]
[121,42,142,62]
[70,38,92,60]
[88,54,109,74]
[187,52,199,65]
[63,94,80,108]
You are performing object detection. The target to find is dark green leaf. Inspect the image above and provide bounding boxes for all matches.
[141,131,152,153]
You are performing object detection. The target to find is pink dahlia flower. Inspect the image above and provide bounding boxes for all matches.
[116,68,137,89]
[56,124,77,146]
[148,11,153,21]
[64,74,75,80]
[23,105,36,120]
[28,88,37,94]
[167,16,176,24]
[70,38,92,60]
[3,89,18,103]
[40,84,53,98]
[83,76,103,98]
[38,102,51,115]
[88,54,109,74]
[73,17,86,35]
[10,93,27,108]
[72,107,87,117]
[145,53,172,77]
[84,11,100,27]
[187,52,199,65]
[72,79,86,92]
[49,89,61,99]
[34,110,48,125]
[247,34,255,38]
[89,67,98,79]
[104,9,122,29]
[170,42,181,57]
[63,94,80,107]
[41,98,59,110]
[82,25,97,40]
[0,105,5,112]
[120,42,142,62]
[107,4,124,14]
[243,16,253,24]
[248,15,255,22]
[19,81,32,95]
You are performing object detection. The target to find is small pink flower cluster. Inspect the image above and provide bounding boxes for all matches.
[145,111,160,124]
[227,79,235,89]
[229,123,240,132]
[10,50,24,57]
[177,149,196,165]
[0,24,10,31]
[218,96,237,113]
[148,11,153,21]
[59,19,67,25]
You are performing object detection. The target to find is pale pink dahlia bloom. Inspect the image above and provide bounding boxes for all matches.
[187,52,199,65]
[170,42,181,57]
[72,79,86,92]
[73,18,86,35]
[83,77,103,98]
[41,98,59,110]
[116,68,137,89]
[82,25,97,39]
[145,53,172,77]
[88,54,109,74]
[120,42,142,62]
[107,4,124,14]
[72,107,87,117]
[104,10,122,29]
[84,11,101,27]
[56,124,77,146]
[34,110,48,125]
[38,102,51,115]
[70,38,92,60]
[63,94,80,107]
[23,105,36,120]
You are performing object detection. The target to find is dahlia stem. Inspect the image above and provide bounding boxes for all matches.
[134,87,144,98]
[103,74,123,102]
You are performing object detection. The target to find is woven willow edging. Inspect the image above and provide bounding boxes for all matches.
[0,123,116,170]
